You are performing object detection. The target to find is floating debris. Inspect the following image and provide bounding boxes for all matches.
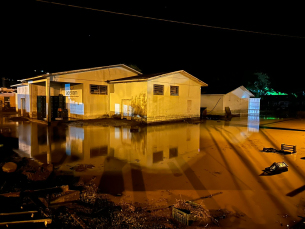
[2,162,17,173]
[263,162,288,175]
[262,144,296,154]
[70,164,95,172]
[263,148,277,153]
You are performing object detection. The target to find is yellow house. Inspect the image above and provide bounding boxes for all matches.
[0,88,16,110]
[15,64,207,123]
[109,71,207,123]
[0,93,16,109]
[15,64,140,119]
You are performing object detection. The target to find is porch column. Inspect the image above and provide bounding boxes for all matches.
[29,83,33,118]
[47,126,52,164]
[46,77,52,123]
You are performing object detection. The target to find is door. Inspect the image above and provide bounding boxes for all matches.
[121,99,132,119]
[21,98,25,116]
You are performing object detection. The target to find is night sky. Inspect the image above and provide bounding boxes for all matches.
[4,1,305,93]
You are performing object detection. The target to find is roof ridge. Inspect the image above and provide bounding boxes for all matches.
[19,64,141,82]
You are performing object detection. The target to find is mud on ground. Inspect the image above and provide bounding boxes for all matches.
[0,145,229,228]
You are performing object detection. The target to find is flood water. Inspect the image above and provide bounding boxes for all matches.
[1,114,305,228]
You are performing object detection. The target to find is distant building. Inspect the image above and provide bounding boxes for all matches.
[0,87,16,110]
[200,85,260,116]
[13,64,207,123]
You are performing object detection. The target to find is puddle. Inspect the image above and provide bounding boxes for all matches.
[1,115,305,228]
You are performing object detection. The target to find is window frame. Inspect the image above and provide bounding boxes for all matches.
[170,86,179,96]
[153,84,164,95]
[90,84,108,95]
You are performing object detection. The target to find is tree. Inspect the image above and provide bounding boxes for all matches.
[247,72,271,97]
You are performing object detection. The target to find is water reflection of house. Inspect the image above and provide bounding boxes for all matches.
[247,115,260,132]
[16,122,200,171]
[109,124,200,168]
[14,64,207,123]
[16,123,67,163]
[201,85,260,116]
[65,124,200,169]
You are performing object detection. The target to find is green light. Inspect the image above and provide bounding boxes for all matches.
[264,87,288,95]
[263,117,278,120]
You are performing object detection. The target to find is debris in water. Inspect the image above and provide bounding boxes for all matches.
[70,164,95,172]
[2,162,17,173]
[263,162,288,175]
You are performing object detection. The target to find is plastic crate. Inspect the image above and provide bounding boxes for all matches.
[172,207,191,225]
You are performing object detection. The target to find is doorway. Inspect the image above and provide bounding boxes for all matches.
[121,99,132,120]
[21,98,25,116]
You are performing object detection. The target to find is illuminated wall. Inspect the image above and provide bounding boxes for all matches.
[15,66,139,120]
[109,81,147,118]
[16,66,203,122]
[146,72,202,123]
[51,66,139,119]
[200,94,224,114]
[29,84,61,118]
[201,86,258,116]
[109,72,203,123]
[16,85,30,115]
[223,93,250,116]
[0,93,16,108]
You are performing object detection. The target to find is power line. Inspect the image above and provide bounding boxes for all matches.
[36,0,305,39]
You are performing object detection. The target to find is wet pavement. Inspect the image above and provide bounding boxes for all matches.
[1,114,305,228]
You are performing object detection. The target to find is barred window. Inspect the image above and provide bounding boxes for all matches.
[169,148,178,158]
[90,85,107,95]
[153,84,164,95]
[170,86,179,96]
[153,151,163,163]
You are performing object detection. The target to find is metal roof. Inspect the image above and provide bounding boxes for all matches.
[18,64,142,83]
[108,70,208,86]
[10,83,28,88]
[201,85,254,97]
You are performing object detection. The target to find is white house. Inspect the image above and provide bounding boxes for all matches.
[200,85,260,116]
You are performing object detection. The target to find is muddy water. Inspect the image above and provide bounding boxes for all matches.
[2,115,305,228]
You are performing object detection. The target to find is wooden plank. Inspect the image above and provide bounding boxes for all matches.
[0,218,52,226]
[0,211,38,216]
[0,185,69,197]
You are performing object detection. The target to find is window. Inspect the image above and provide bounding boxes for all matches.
[153,84,164,95]
[170,86,179,96]
[169,148,178,158]
[153,151,163,163]
[90,146,108,158]
[90,85,107,95]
